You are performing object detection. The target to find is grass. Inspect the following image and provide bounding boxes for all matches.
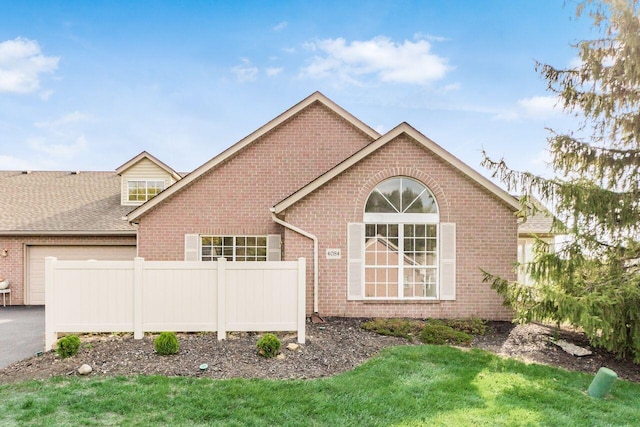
[1,345,639,426]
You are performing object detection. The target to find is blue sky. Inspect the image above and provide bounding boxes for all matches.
[0,1,594,182]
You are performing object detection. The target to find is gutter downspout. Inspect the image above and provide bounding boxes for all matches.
[270,209,319,314]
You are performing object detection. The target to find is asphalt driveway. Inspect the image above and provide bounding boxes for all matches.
[0,306,45,369]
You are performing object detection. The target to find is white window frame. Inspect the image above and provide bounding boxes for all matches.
[364,222,439,300]
[127,180,165,203]
[200,235,269,262]
[362,177,440,300]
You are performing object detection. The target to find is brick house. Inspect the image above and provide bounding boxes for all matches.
[127,92,519,320]
[1,92,523,320]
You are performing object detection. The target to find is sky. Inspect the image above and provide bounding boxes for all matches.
[0,0,596,185]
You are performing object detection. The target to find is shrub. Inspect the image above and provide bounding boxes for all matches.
[361,318,424,341]
[256,333,281,358]
[445,317,488,336]
[419,320,473,346]
[56,335,81,359]
[154,332,179,355]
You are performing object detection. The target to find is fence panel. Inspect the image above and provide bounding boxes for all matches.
[44,257,305,351]
[225,262,299,331]
[49,260,135,332]
[142,261,218,331]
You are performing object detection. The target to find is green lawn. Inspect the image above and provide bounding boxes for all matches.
[1,345,638,426]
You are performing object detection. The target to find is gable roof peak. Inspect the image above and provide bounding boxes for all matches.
[127,91,381,223]
[273,121,520,213]
[115,151,181,181]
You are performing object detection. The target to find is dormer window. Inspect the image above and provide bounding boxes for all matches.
[117,151,181,206]
[127,180,165,203]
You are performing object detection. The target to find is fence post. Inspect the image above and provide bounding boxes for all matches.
[297,257,306,344]
[44,257,57,351]
[133,257,144,340]
[217,257,227,340]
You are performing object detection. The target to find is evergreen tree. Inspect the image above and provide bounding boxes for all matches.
[482,0,640,362]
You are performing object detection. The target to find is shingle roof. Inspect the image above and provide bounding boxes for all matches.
[518,210,555,235]
[0,171,136,234]
[516,196,556,236]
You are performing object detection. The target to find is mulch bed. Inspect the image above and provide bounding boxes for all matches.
[0,318,638,384]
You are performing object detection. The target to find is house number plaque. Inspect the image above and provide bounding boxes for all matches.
[326,248,341,259]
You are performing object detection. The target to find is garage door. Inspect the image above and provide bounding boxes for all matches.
[27,245,137,305]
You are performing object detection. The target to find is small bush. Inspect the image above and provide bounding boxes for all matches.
[256,333,281,358]
[445,317,488,336]
[361,318,424,341]
[154,332,179,355]
[419,320,473,345]
[56,335,81,359]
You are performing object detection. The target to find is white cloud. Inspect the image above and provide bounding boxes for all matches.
[300,36,451,85]
[493,110,519,121]
[413,32,449,43]
[34,111,90,130]
[439,82,461,93]
[39,89,54,100]
[273,21,288,32]
[231,58,258,82]
[0,37,59,94]
[28,134,88,159]
[266,67,283,77]
[517,96,560,118]
[493,95,562,121]
[518,96,558,116]
[0,155,35,170]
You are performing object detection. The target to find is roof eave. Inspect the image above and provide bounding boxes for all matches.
[0,230,137,237]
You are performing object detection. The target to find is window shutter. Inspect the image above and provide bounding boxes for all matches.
[439,223,456,300]
[184,234,200,261]
[347,223,365,300]
[267,234,282,261]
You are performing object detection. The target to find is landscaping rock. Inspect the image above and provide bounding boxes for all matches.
[276,354,286,360]
[287,343,299,351]
[77,364,93,375]
[552,339,592,357]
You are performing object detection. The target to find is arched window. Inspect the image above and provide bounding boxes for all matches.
[363,177,439,299]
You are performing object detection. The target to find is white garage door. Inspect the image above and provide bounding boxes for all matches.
[27,245,137,305]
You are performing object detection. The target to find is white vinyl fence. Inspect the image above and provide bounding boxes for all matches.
[44,257,306,351]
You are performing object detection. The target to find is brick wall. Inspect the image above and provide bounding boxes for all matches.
[284,134,516,320]
[137,101,373,261]
[136,102,516,321]
[0,235,136,305]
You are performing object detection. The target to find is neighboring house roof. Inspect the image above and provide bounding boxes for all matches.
[127,91,381,223]
[516,196,556,236]
[272,122,521,214]
[0,171,135,235]
[116,151,182,181]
